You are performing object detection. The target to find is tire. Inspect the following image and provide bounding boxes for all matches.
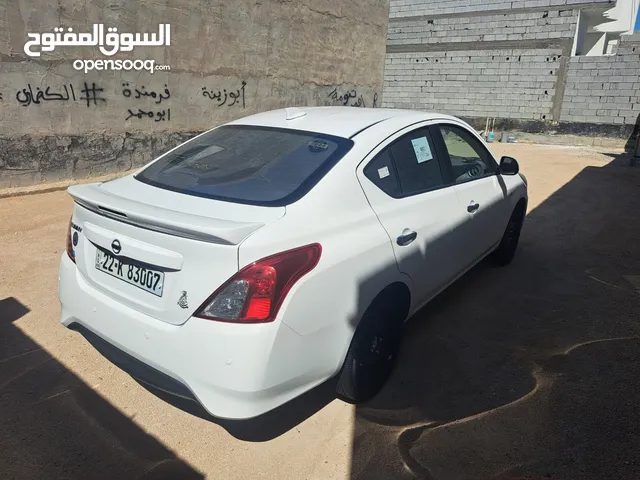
[491,203,525,266]
[336,296,404,403]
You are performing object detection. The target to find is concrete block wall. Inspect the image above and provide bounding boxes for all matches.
[384,0,640,136]
[388,10,577,46]
[561,51,640,125]
[384,48,561,120]
[389,0,615,18]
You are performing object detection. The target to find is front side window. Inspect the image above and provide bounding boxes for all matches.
[438,124,497,184]
[136,125,354,206]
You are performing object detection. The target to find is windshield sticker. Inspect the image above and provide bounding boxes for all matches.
[411,136,433,163]
[378,166,390,179]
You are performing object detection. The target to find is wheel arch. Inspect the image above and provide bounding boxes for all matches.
[515,196,527,215]
[372,281,412,324]
[335,280,412,375]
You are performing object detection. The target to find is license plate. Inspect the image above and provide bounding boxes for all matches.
[95,249,164,297]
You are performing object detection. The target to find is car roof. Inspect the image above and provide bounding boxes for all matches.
[226,107,460,139]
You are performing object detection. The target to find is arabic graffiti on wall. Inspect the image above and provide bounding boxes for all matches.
[80,82,106,107]
[3,80,381,129]
[122,83,170,103]
[122,82,171,122]
[16,82,106,107]
[125,108,171,121]
[327,87,378,108]
[201,81,246,108]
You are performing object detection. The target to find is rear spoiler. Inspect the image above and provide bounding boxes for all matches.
[67,183,265,245]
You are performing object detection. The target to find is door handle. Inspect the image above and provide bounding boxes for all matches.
[397,229,417,246]
[467,202,480,213]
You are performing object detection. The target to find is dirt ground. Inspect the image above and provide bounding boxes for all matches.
[1,143,639,479]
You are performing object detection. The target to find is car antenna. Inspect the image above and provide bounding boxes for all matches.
[285,107,306,120]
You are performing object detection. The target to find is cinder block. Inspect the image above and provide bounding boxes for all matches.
[619,109,636,118]
[570,96,589,103]
[568,115,588,122]
[612,96,633,104]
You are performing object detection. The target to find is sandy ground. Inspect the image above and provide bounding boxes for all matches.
[1,144,639,479]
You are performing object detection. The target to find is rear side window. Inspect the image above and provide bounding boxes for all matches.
[136,125,354,206]
[389,128,445,195]
[364,148,400,197]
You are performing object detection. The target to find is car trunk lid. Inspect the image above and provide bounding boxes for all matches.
[68,177,285,325]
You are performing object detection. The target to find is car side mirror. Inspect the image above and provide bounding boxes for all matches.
[499,156,519,175]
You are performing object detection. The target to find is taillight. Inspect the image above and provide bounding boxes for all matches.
[194,243,322,323]
[66,217,76,263]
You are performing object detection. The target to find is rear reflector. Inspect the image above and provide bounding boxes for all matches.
[194,243,322,323]
[66,217,76,263]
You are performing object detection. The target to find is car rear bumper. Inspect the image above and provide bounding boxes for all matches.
[58,253,326,419]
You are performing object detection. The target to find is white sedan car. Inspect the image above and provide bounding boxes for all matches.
[58,107,527,419]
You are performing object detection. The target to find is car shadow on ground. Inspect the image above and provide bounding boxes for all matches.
[349,159,640,479]
[0,297,203,480]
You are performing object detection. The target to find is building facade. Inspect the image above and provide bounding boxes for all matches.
[383,0,640,136]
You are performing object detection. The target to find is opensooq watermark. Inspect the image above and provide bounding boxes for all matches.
[23,24,171,74]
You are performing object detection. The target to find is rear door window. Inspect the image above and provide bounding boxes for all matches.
[389,128,445,195]
[136,125,354,206]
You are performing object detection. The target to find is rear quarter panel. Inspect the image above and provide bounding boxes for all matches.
[238,150,411,380]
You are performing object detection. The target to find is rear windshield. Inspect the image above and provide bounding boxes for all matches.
[135,125,354,206]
